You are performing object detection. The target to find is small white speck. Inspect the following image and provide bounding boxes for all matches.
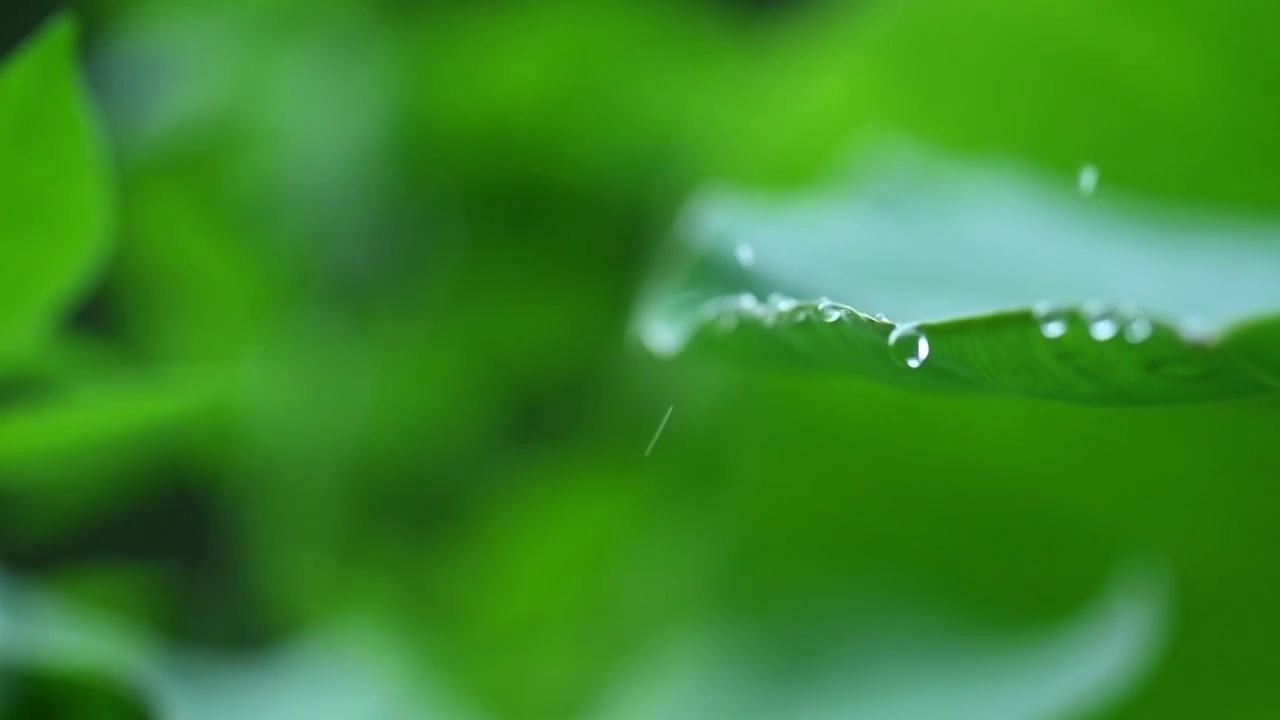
[1078,163,1100,197]
[734,242,755,267]
[644,406,675,458]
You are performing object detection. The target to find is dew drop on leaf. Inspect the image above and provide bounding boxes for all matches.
[1123,317,1153,344]
[1041,319,1069,339]
[1177,316,1216,344]
[768,292,798,312]
[734,242,755,267]
[1033,302,1069,339]
[1078,163,1099,196]
[1086,304,1121,341]
[888,324,930,369]
[817,298,844,323]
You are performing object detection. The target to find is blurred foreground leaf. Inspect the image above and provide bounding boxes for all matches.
[636,142,1280,404]
[0,14,111,358]
[0,571,464,720]
[594,564,1169,720]
[0,563,1168,720]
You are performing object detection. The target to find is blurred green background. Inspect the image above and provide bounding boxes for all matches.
[2,0,1280,718]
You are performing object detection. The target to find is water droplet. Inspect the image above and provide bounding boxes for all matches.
[1078,163,1099,197]
[734,242,755,267]
[767,292,798,312]
[873,313,890,323]
[888,324,930,369]
[817,298,845,323]
[1086,305,1120,341]
[641,318,685,358]
[735,293,760,311]
[1123,317,1153,344]
[1041,319,1068,339]
[1177,316,1216,344]
[1033,302,1069,339]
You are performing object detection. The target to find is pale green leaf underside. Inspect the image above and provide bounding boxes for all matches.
[596,563,1168,720]
[0,572,444,720]
[636,142,1280,405]
[0,14,112,358]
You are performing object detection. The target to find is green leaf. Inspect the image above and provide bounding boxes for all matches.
[594,563,1169,720]
[635,142,1280,405]
[0,14,112,358]
[0,372,215,475]
[0,571,460,720]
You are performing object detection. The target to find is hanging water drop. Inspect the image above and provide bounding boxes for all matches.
[768,292,798,312]
[734,242,755,267]
[1078,163,1099,197]
[817,298,844,323]
[1041,318,1068,339]
[1033,302,1069,339]
[1086,305,1120,341]
[888,324,930,369]
[1123,317,1153,344]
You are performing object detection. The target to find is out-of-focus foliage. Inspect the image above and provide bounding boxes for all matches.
[1,1,1279,719]
[0,15,109,360]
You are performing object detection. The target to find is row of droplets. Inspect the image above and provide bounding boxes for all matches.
[699,292,1174,372]
[729,239,931,367]
[1033,301,1153,344]
[700,291,855,329]
[709,164,1112,370]
[699,291,932,369]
